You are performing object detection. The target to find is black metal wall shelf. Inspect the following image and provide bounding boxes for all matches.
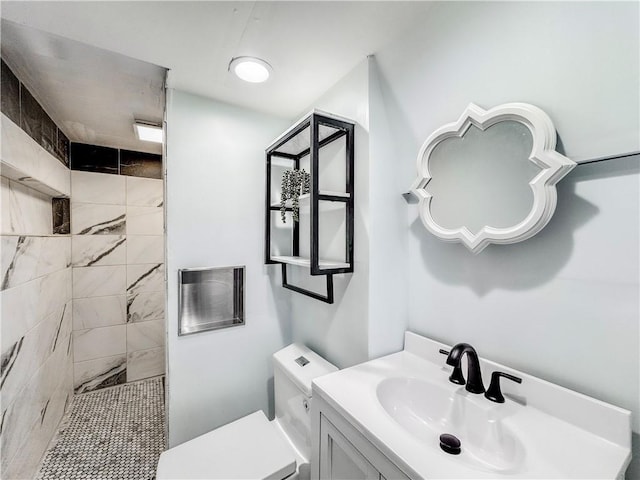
[265,110,355,304]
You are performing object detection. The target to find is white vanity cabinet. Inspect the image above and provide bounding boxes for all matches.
[312,393,411,480]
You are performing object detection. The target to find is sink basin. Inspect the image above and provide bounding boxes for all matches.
[313,333,632,479]
[376,377,524,473]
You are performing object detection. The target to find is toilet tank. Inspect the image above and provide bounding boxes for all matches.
[273,344,338,460]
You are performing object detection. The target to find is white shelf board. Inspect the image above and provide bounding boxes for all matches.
[1,114,70,197]
[271,255,350,269]
[270,191,350,209]
[316,190,349,198]
[1,161,69,197]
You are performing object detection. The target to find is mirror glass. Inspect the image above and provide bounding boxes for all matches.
[427,121,541,234]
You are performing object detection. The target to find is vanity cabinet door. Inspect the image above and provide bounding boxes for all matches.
[319,414,380,480]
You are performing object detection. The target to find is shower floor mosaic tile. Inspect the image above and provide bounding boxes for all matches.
[36,376,165,480]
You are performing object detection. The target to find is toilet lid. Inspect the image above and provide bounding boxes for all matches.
[156,411,296,480]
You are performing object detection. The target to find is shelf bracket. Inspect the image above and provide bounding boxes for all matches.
[281,264,334,304]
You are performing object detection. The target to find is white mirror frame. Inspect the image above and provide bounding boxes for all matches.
[410,103,576,254]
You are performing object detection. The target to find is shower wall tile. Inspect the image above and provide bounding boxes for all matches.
[1,236,40,290]
[127,347,164,382]
[35,236,62,280]
[1,177,8,233]
[126,176,163,207]
[127,291,164,323]
[126,320,164,352]
[37,267,72,321]
[71,203,126,235]
[1,236,71,290]
[73,324,126,362]
[73,295,126,330]
[1,267,71,353]
[1,59,20,125]
[56,129,70,165]
[69,142,162,179]
[0,300,71,411]
[1,179,52,235]
[120,149,162,179]
[73,354,126,394]
[1,175,8,221]
[0,269,72,480]
[1,277,42,350]
[20,85,44,146]
[127,263,164,295]
[1,303,63,404]
[1,343,72,479]
[126,206,163,235]
[3,363,70,480]
[72,265,126,298]
[126,235,163,264]
[18,84,60,162]
[68,155,165,392]
[52,197,71,234]
[70,142,119,175]
[36,237,72,277]
[71,170,125,205]
[0,371,42,474]
[72,235,126,267]
[40,108,57,160]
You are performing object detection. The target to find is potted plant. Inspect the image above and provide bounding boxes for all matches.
[280,169,310,223]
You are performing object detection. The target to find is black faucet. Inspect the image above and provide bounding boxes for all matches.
[484,371,522,403]
[445,343,485,394]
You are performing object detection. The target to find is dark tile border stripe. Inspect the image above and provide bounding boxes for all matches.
[1,58,70,166]
[120,149,162,179]
[1,58,162,179]
[71,143,162,179]
[70,143,119,175]
[1,59,20,126]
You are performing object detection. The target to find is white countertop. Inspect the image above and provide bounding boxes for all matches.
[312,332,631,479]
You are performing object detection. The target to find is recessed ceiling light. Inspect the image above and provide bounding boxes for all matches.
[134,121,163,143]
[229,56,272,83]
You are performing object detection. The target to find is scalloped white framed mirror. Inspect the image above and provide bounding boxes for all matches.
[409,103,576,253]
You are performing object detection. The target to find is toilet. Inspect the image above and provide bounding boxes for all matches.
[156,343,338,479]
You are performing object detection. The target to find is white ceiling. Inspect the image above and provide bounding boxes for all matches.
[2,20,166,153]
[1,1,432,149]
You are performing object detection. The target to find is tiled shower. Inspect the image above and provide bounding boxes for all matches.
[1,176,74,479]
[1,59,74,479]
[71,169,165,393]
[1,58,166,479]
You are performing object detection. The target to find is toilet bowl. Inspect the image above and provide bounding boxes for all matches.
[156,343,338,479]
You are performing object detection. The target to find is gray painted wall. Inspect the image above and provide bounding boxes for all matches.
[289,60,373,368]
[373,1,639,476]
[165,90,291,447]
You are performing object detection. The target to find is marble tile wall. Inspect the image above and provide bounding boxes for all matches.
[71,171,165,394]
[1,177,54,236]
[1,156,73,478]
[1,59,164,479]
